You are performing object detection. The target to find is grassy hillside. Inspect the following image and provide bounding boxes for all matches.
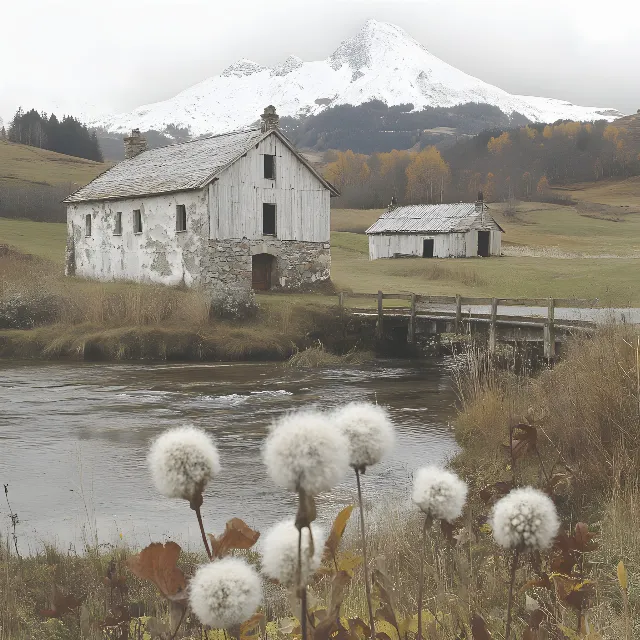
[0,139,106,188]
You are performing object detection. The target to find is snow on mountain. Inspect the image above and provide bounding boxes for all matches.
[92,19,623,136]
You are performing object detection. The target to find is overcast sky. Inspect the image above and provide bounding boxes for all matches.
[1,0,639,126]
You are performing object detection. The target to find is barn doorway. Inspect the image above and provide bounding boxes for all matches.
[252,253,275,290]
[477,231,490,257]
[422,239,434,258]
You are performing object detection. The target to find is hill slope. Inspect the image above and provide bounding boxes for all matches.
[0,140,108,222]
[92,20,623,137]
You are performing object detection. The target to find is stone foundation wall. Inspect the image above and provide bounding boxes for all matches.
[204,239,331,291]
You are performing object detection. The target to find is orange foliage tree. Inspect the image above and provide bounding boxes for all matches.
[405,146,450,204]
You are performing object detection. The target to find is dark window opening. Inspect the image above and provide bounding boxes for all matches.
[263,203,276,236]
[114,212,122,235]
[85,214,92,236]
[133,209,143,234]
[477,231,490,257]
[264,154,275,179]
[422,238,434,258]
[176,204,187,232]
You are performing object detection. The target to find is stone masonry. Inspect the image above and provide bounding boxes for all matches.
[204,239,331,291]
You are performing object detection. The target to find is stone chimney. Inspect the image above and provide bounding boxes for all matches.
[387,194,398,212]
[260,105,280,132]
[123,129,147,160]
[475,190,484,213]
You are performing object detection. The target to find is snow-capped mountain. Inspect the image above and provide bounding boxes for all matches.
[93,20,623,136]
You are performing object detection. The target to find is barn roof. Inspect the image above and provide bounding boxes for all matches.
[64,128,338,203]
[365,203,504,234]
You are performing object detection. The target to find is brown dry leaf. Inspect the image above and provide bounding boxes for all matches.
[324,505,354,561]
[240,612,265,640]
[574,522,598,552]
[470,614,492,639]
[127,541,186,598]
[40,585,82,618]
[479,481,513,505]
[552,575,595,610]
[348,617,371,640]
[372,567,398,630]
[502,423,537,460]
[296,489,318,530]
[208,518,261,559]
[337,551,363,576]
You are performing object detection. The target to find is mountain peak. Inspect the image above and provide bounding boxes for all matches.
[328,19,425,71]
[271,55,304,77]
[221,59,267,78]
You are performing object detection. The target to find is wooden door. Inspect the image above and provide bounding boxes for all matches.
[252,254,273,290]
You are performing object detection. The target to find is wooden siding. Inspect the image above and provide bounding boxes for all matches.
[368,230,502,259]
[209,133,330,242]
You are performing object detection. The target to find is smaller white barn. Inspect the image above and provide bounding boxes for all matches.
[366,199,503,260]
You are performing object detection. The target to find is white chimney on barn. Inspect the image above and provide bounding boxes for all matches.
[123,129,147,159]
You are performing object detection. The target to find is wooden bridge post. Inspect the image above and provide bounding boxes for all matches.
[376,290,384,339]
[455,294,462,334]
[408,293,416,343]
[544,297,556,360]
[489,298,498,354]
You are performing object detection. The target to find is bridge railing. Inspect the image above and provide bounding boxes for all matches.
[337,291,599,358]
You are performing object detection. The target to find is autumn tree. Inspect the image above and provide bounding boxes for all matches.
[487,131,511,154]
[405,146,450,204]
[536,175,550,196]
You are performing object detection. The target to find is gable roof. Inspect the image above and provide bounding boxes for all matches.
[365,203,504,235]
[64,128,338,203]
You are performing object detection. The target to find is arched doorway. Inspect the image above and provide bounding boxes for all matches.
[252,253,276,290]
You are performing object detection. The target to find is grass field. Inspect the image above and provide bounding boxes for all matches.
[0,139,107,189]
[1,177,640,306]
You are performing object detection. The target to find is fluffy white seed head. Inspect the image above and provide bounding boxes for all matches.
[332,402,395,470]
[261,520,325,587]
[148,426,220,501]
[262,410,350,496]
[189,558,262,629]
[411,466,468,523]
[491,487,560,551]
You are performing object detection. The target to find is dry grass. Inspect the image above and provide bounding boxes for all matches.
[284,343,373,368]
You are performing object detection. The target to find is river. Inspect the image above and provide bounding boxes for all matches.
[0,359,458,554]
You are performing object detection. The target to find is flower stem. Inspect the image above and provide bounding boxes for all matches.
[298,528,308,640]
[355,468,376,640]
[194,504,213,560]
[416,515,429,640]
[505,549,520,640]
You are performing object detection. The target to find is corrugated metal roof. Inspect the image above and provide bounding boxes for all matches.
[365,203,504,234]
[64,128,339,203]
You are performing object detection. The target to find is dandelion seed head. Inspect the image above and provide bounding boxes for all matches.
[263,410,349,495]
[332,402,395,470]
[491,487,560,551]
[189,558,262,629]
[411,466,468,523]
[148,426,220,501]
[261,520,325,587]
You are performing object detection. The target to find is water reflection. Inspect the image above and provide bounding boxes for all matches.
[0,360,457,552]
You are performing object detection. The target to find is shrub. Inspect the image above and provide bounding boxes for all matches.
[208,286,259,321]
[0,291,61,329]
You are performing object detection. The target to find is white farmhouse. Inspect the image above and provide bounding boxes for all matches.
[64,106,338,291]
[365,196,503,259]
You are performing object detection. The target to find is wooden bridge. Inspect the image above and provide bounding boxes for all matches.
[337,291,603,358]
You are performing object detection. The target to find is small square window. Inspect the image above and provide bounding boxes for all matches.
[262,203,276,236]
[85,214,91,237]
[114,212,122,235]
[264,154,275,180]
[133,209,142,234]
[176,204,187,232]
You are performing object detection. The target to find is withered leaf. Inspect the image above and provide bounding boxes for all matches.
[40,585,82,618]
[440,519,458,545]
[127,541,186,598]
[348,617,371,640]
[296,489,318,530]
[240,612,265,640]
[324,505,354,561]
[372,567,398,630]
[502,423,538,460]
[102,604,132,628]
[208,518,261,559]
[552,575,595,610]
[470,613,492,639]
[574,522,598,553]
[479,481,513,505]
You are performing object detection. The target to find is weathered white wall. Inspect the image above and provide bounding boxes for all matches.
[209,132,330,242]
[368,230,502,260]
[67,189,209,285]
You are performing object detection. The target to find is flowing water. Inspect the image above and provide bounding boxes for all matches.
[0,359,458,553]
